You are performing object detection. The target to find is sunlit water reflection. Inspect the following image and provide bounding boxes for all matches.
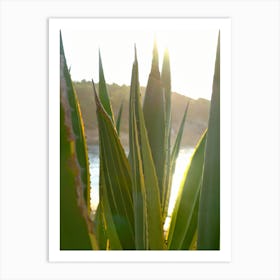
[89,145,194,229]
[163,147,194,232]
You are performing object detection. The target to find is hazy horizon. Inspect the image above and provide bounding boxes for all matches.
[73,79,211,101]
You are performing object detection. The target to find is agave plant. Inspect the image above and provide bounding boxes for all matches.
[59,31,220,250]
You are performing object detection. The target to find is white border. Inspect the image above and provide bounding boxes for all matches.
[49,18,231,262]
[1,1,279,279]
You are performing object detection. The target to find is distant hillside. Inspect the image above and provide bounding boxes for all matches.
[74,80,210,148]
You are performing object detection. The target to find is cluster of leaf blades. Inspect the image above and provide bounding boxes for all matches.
[59,32,220,250]
[60,32,97,250]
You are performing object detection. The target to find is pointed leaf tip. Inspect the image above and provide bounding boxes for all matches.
[98,50,115,122]
[153,37,157,49]
[152,39,159,70]
[98,49,102,63]
[164,48,169,57]
[59,31,65,56]
[98,49,103,70]
[91,79,99,105]
[134,44,138,62]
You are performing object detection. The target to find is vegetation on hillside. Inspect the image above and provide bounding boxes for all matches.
[74,81,210,148]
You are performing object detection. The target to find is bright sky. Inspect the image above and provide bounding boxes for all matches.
[61,23,218,100]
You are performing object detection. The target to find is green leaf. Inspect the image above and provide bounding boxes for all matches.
[99,50,115,123]
[143,41,166,206]
[162,103,189,220]
[92,80,135,249]
[197,32,220,250]
[161,50,172,146]
[60,32,96,250]
[161,49,171,113]
[167,131,207,249]
[93,204,108,250]
[171,103,189,170]
[116,101,124,135]
[161,49,172,221]
[129,47,164,249]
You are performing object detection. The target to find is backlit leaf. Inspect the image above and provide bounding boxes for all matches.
[99,50,115,123]
[143,41,166,206]
[197,32,220,250]
[167,132,206,249]
[163,103,189,220]
[93,80,135,249]
[161,49,172,221]
[129,47,164,249]
[116,102,124,135]
[60,32,96,250]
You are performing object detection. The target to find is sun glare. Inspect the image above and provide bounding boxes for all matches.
[61,28,218,100]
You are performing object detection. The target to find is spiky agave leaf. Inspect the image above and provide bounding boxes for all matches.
[161,49,172,221]
[171,103,189,171]
[116,101,124,135]
[129,46,164,249]
[60,32,97,250]
[92,80,135,249]
[93,204,107,250]
[162,102,189,220]
[143,40,166,207]
[99,50,115,123]
[197,32,220,250]
[167,131,206,249]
